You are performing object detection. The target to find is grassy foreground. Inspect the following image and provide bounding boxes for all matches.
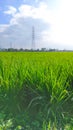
[0,52,73,129]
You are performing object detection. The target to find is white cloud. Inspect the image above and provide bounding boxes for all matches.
[9,2,52,25]
[49,0,73,46]
[32,0,73,49]
[0,24,10,32]
[0,17,48,49]
[4,6,17,16]
[1,0,73,49]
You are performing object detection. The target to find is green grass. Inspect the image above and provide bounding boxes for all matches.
[0,52,73,129]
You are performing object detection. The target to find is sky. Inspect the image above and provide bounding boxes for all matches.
[0,0,73,49]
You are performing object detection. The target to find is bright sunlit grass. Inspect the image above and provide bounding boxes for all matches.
[0,52,73,129]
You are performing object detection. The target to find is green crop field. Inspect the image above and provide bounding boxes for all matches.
[0,52,73,129]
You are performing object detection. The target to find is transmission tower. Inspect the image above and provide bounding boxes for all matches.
[10,42,12,48]
[32,26,35,50]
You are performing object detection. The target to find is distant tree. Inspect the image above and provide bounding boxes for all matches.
[19,48,24,51]
[36,49,40,52]
[41,48,46,51]
[8,48,14,51]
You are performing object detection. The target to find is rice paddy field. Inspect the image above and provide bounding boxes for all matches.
[0,51,73,129]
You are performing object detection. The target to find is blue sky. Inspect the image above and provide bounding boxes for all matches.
[0,0,73,49]
[0,0,24,24]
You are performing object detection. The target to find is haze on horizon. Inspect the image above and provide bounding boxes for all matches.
[0,0,73,50]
